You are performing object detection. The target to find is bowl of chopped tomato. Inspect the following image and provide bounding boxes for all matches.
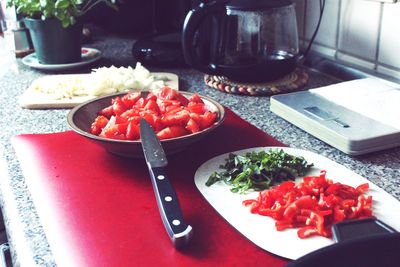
[67,87,225,157]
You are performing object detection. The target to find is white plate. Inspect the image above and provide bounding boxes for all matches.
[19,72,179,109]
[21,47,102,71]
[194,147,400,260]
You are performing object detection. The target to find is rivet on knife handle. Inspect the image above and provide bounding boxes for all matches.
[139,118,193,248]
[148,166,193,248]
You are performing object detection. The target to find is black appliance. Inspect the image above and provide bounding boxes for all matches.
[182,0,300,82]
[131,0,193,67]
[182,0,325,82]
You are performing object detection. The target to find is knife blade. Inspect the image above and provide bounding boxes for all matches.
[139,118,193,248]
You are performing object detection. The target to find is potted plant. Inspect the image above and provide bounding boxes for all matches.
[6,0,118,64]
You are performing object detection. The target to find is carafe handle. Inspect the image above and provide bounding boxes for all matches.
[182,0,228,74]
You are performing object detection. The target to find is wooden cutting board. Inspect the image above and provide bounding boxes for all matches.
[19,72,179,109]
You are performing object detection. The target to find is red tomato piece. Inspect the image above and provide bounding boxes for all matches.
[156,86,179,100]
[115,115,128,124]
[135,97,146,108]
[156,99,181,114]
[120,109,140,120]
[198,111,217,129]
[157,87,190,106]
[99,105,114,119]
[99,117,128,140]
[100,126,126,140]
[161,110,190,127]
[141,112,162,132]
[127,116,141,125]
[165,105,184,115]
[121,92,141,108]
[91,91,218,141]
[90,115,109,135]
[112,97,128,116]
[156,126,188,140]
[144,99,160,115]
[190,93,204,103]
[187,101,206,114]
[126,121,140,140]
[175,93,190,106]
[185,118,200,133]
[146,92,157,102]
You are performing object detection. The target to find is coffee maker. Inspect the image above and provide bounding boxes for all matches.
[131,0,195,67]
[182,0,300,82]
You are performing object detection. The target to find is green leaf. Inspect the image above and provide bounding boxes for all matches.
[8,0,118,27]
[40,0,47,8]
[206,172,220,187]
[206,149,313,194]
[69,16,75,26]
[55,0,71,9]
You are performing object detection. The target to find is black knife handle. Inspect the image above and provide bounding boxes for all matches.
[148,166,193,248]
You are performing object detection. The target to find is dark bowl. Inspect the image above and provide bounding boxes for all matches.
[67,91,225,158]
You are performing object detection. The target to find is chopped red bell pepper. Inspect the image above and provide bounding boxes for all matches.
[243,171,374,239]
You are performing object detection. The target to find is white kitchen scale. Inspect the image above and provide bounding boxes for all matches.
[270,78,400,155]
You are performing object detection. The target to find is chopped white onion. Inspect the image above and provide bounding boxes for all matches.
[31,62,166,99]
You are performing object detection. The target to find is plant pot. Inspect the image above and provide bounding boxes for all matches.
[23,18,83,64]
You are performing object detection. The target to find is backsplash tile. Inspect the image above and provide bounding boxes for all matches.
[338,0,381,61]
[305,0,339,49]
[379,3,400,70]
[298,0,400,80]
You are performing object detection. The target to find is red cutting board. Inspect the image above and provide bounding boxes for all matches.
[12,109,289,267]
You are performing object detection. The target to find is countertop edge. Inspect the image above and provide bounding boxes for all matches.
[0,145,55,267]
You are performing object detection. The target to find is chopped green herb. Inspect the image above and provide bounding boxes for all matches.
[206,149,313,193]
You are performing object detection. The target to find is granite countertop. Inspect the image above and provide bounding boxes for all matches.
[0,29,400,266]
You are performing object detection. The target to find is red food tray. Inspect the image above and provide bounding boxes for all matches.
[12,109,288,267]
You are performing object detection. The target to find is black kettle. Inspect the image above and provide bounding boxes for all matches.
[182,0,299,83]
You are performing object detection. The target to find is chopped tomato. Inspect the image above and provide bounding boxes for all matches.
[161,110,190,127]
[90,115,109,135]
[99,105,114,119]
[156,99,181,114]
[199,111,217,129]
[165,105,184,115]
[190,93,204,103]
[185,118,200,133]
[187,101,206,114]
[156,126,188,140]
[112,97,128,116]
[135,97,146,108]
[156,86,179,100]
[126,121,140,140]
[91,90,218,141]
[99,116,128,140]
[144,99,160,115]
[141,112,162,132]
[115,115,129,124]
[120,109,140,120]
[175,93,190,106]
[121,92,141,108]
[145,92,157,102]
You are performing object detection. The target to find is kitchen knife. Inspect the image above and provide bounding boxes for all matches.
[139,118,193,248]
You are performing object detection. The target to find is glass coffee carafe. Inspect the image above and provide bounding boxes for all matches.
[182,0,299,82]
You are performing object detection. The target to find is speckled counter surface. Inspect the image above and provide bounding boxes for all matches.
[0,29,399,266]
